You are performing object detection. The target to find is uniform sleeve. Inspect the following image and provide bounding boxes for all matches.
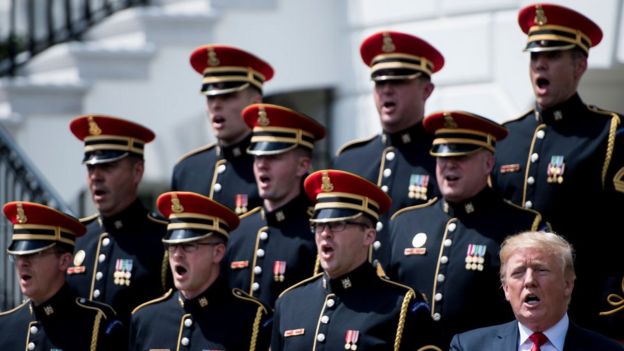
[398,290,443,350]
[255,307,273,351]
[99,311,126,350]
[599,118,624,339]
[270,298,284,351]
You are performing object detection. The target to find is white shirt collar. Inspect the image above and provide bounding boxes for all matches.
[518,314,569,351]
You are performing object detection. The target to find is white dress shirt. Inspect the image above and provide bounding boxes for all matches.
[518,313,569,351]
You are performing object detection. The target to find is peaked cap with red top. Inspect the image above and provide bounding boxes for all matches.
[243,103,325,156]
[360,31,444,81]
[518,3,602,55]
[70,114,155,165]
[4,201,85,255]
[424,111,507,156]
[157,192,239,243]
[304,170,391,223]
[190,45,274,96]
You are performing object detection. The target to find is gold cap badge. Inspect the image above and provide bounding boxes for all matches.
[382,32,396,53]
[171,194,184,213]
[534,5,547,26]
[88,116,102,136]
[258,106,270,126]
[443,113,458,128]
[16,203,27,224]
[208,48,220,67]
[321,171,334,192]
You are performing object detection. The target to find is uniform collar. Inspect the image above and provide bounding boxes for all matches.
[534,93,584,124]
[31,284,73,320]
[261,189,312,225]
[323,262,375,294]
[441,187,495,217]
[381,121,427,147]
[216,133,252,160]
[177,276,227,312]
[99,199,146,231]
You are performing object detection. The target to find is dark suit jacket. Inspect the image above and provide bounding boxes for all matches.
[450,320,623,351]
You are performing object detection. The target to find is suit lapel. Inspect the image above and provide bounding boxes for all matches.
[498,321,520,350]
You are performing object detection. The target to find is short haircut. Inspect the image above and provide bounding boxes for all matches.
[499,231,575,284]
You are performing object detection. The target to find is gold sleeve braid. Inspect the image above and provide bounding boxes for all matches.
[249,306,264,351]
[601,114,619,188]
[394,289,415,351]
[91,311,102,351]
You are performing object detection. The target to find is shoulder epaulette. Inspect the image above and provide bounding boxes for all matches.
[278,273,323,299]
[587,105,622,121]
[336,135,377,156]
[175,143,217,164]
[147,212,168,225]
[240,206,262,220]
[502,199,544,231]
[502,108,533,125]
[131,289,173,315]
[377,275,414,293]
[76,298,116,319]
[79,213,99,224]
[390,197,438,220]
[0,300,29,316]
[232,288,268,314]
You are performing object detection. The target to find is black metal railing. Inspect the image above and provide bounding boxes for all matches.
[0,123,72,310]
[0,0,151,77]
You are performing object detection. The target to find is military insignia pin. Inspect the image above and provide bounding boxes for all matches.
[345,330,360,350]
[382,32,395,52]
[67,250,87,275]
[404,232,427,255]
[408,174,429,200]
[235,194,248,215]
[16,203,28,223]
[547,155,565,184]
[273,260,286,282]
[465,244,486,271]
[114,259,133,286]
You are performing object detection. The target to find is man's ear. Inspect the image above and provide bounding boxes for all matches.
[212,243,226,264]
[574,56,587,81]
[423,81,435,101]
[362,226,376,247]
[296,156,311,177]
[58,252,73,272]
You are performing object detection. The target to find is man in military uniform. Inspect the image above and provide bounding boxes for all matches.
[491,4,624,338]
[129,192,271,351]
[0,201,123,350]
[332,31,444,267]
[171,45,274,215]
[225,103,325,308]
[271,170,440,350]
[387,111,547,347]
[65,114,169,326]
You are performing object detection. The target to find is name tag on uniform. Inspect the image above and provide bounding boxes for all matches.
[404,248,426,255]
[230,261,249,269]
[67,266,86,275]
[284,328,305,337]
[499,164,521,173]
